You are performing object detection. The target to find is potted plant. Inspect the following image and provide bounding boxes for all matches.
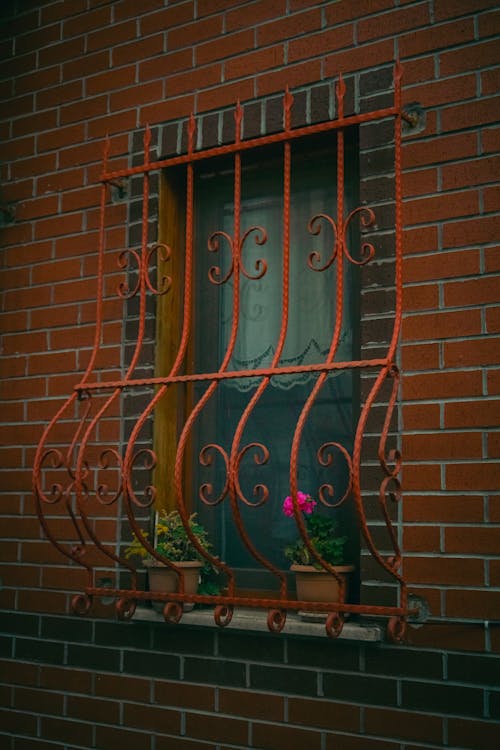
[124,509,217,609]
[283,491,354,604]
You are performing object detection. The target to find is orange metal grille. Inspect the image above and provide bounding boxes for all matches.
[33,62,414,641]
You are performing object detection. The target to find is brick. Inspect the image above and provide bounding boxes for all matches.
[444,336,500,366]
[87,65,136,95]
[111,80,163,110]
[63,50,109,81]
[479,6,500,37]
[168,16,223,50]
[197,79,254,113]
[359,3,430,44]
[446,588,500,619]
[403,402,441,430]
[28,351,77,376]
[484,185,500,213]
[114,0,164,21]
[36,79,82,109]
[446,461,500,491]
[485,246,500,273]
[404,431,483,460]
[443,215,498,248]
[325,39,394,77]
[196,29,254,66]
[226,0,287,33]
[64,5,111,37]
[123,702,180,735]
[441,38,499,76]
[288,697,359,732]
[155,680,214,711]
[16,23,61,56]
[445,398,500,428]
[402,680,484,717]
[403,249,480,283]
[226,46,284,80]
[41,0,86,24]
[141,4,193,36]
[403,309,482,342]
[403,131,477,169]
[14,108,58,138]
[448,717,500,750]
[87,19,136,53]
[400,17,474,57]
[294,25,355,64]
[0,708,37,736]
[218,688,283,722]
[39,36,85,67]
[403,283,440,311]
[405,556,484,585]
[486,305,500,334]
[402,167,438,198]
[166,64,221,97]
[185,712,247,745]
[252,721,322,750]
[94,725,150,750]
[88,109,137,138]
[403,525,441,552]
[434,0,496,22]
[258,8,321,46]
[365,706,442,743]
[403,495,484,523]
[443,96,500,133]
[257,59,322,97]
[445,526,500,555]
[60,94,108,126]
[444,275,500,307]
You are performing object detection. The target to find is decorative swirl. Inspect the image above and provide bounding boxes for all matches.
[317,442,353,508]
[127,448,157,508]
[163,601,183,624]
[307,213,339,271]
[96,449,123,505]
[199,443,230,506]
[145,242,172,295]
[387,615,406,644]
[38,448,65,504]
[71,593,93,616]
[343,206,376,265]
[214,604,233,628]
[116,597,137,620]
[208,231,234,285]
[267,608,286,633]
[326,611,344,639]
[240,226,268,280]
[117,248,141,298]
[233,442,270,507]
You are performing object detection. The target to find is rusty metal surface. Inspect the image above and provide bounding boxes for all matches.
[33,62,412,641]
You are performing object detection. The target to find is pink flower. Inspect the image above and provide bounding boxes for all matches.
[282,492,317,517]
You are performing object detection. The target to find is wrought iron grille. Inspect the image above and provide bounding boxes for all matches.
[33,62,415,641]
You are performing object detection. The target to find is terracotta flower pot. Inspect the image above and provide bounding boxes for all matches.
[291,563,355,603]
[145,560,203,612]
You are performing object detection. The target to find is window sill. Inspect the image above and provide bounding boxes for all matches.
[131,605,384,642]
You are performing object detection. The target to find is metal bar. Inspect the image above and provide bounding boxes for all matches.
[101,106,401,182]
[75,357,391,393]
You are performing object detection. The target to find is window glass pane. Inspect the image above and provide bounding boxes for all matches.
[190,138,359,586]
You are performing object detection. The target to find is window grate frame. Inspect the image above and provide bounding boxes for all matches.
[33,62,415,641]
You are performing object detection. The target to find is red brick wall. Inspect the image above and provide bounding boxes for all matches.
[1,1,499,748]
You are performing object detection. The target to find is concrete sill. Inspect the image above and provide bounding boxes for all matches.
[132,605,384,642]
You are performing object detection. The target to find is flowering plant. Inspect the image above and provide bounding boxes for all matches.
[282,491,347,568]
[124,509,220,596]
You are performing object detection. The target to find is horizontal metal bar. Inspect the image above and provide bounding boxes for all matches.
[101,105,400,182]
[89,586,417,618]
[75,358,390,393]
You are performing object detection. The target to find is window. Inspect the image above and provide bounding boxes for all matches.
[155,132,361,594]
[34,67,412,640]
